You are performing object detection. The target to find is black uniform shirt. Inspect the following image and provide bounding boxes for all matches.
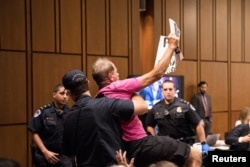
[28,103,70,153]
[63,94,134,167]
[146,98,201,139]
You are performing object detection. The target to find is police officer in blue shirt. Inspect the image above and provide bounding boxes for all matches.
[146,80,210,155]
[28,84,72,167]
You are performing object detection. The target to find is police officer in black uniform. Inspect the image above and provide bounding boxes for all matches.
[28,84,72,167]
[146,80,210,154]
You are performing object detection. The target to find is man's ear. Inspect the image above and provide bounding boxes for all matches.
[52,92,56,98]
[108,72,114,81]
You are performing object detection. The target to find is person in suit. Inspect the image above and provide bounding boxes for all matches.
[143,80,164,108]
[190,81,212,136]
[225,123,250,151]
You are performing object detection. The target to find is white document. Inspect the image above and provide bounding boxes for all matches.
[154,18,184,74]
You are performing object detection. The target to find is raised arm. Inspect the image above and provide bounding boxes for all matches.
[138,34,179,88]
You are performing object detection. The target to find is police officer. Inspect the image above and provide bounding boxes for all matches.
[146,80,210,154]
[28,84,72,167]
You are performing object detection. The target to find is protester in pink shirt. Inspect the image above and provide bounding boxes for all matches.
[92,34,202,167]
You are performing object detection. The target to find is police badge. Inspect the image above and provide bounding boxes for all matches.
[176,106,182,113]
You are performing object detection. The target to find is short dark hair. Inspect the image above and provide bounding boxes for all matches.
[198,81,208,87]
[53,84,64,93]
[161,79,176,89]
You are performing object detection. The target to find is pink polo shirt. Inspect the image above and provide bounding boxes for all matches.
[98,78,147,141]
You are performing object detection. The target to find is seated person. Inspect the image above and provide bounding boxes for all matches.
[142,81,163,108]
[225,123,250,151]
[235,107,250,127]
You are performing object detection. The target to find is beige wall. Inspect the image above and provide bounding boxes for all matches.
[0,0,250,166]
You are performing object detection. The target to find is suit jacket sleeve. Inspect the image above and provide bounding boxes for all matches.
[225,124,249,150]
[190,94,201,117]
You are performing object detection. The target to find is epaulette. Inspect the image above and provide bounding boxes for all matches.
[178,98,190,105]
[39,103,51,111]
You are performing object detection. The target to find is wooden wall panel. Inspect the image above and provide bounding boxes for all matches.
[245,0,250,62]
[172,61,198,100]
[86,0,106,55]
[215,0,228,61]
[165,0,181,35]
[32,54,81,110]
[87,56,128,95]
[60,0,82,54]
[211,112,228,139]
[130,0,140,74]
[32,0,55,52]
[0,125,27,167]
[230,110,240,130]
[200,62,228,112]
[110,0,128,56]
[140,0,155,73]
[183,0,197,60]
[0,52,26,124]
[230,0,242,62]
[0,0,25,50]
[200,0,213,60]
[231,63,250,110]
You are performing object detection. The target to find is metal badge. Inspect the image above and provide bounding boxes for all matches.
[176,106,182,113]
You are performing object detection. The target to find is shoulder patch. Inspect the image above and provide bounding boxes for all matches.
[33,104,51,117]
[33,109,41,117]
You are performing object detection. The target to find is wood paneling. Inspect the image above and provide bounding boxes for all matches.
[231,0,242,62]
[86,0,106,55]
[0,0,25,50]
[183,0,197,60]
[200,0,213,60]
[211,112,228,139]
[172,61,198,100]
[231,63,250,110]
[200,62,228,112]
[215,0,228,61]
[130,0,140,74]
[110,0,128,56]
[230,110,240,130]
[0,52,26,124]
[165,0,181,35]
[0,125,27,167]
[87,56,129,95]
[60,0,82,54]
[140,0,155,74]
[32,0,55,52]
[245,0,250,62]
[32,54,81,110]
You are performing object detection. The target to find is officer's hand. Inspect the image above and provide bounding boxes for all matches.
[44,150,59,164]
[201,143,211,155]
